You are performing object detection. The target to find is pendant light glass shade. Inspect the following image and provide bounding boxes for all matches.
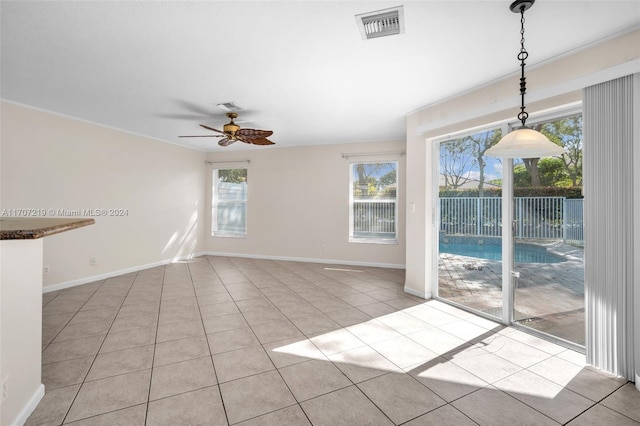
[485,126,564,158]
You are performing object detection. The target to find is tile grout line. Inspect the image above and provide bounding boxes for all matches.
[224,257,318,425]
[142,266,165,426]
[49,281,107,425]
[41,279,106,354]
[202,255,240,425]
[224,257,379,425]
[230,257,438,425]
[58,273,139,424]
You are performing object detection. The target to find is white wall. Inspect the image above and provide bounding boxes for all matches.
[404,113,429,297]
[0,102,405,290]
[204,141,406,268]
[0,102,206,290]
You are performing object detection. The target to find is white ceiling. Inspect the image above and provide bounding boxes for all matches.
[2,1,639,151]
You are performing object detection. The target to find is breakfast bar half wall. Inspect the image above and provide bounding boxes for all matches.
[0,218,94,426]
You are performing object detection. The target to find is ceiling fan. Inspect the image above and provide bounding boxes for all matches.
[179,112,275,147]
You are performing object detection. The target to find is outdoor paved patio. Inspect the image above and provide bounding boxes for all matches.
[438,241,585,345]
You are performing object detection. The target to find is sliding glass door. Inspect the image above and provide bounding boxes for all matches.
[436,112,585,348]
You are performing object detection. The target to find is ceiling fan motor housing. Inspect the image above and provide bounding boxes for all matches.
[223,122,240,135]
[223,112,240,135]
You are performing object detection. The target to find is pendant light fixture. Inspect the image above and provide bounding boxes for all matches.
[485,0,564,159]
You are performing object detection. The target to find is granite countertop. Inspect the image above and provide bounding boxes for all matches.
[0,218,95,240]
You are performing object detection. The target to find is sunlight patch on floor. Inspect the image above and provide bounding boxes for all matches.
[270,305,581,401]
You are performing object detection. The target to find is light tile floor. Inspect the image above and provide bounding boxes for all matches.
[27,256,639,425]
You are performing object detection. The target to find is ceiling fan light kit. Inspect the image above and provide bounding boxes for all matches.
[485,0,564,159]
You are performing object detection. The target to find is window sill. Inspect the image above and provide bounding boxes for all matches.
[349,238,398,245]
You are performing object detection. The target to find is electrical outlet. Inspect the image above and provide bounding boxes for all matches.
[43,265,50,275]
[1,376,8,403]
[89,257,96,266]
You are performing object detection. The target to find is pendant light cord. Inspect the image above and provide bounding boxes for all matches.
[517,6,529,127]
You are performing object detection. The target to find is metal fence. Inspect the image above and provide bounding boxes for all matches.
[353,199,396,238]
[440,196,584,244]
[563,198,584,244]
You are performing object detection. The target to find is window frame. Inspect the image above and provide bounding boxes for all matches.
[348,160,399,245]
[211,167,248,238]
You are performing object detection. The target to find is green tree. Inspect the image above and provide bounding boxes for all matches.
[379,170,396,186]
[468,129,501,196]
[510,114,583,188]
[440,138,476,189]
[538,157,571,187]
[354,163,396,198]
[519,122,550,187]
[514,163,531,187]
[218,169,247,183]
[540,114,582,187]
[440,129,501,194]
[379,170,397,198]
[515,157,574,188]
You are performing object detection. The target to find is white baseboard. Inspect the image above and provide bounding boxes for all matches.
[202,251,406,270]
[43,251,405,294]
[43,252,206,293]
[404,286,430,299]
[11,384,44,426]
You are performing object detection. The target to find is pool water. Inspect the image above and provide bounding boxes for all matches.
[439,242,566,263]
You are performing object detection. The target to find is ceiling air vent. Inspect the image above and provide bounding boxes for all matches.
[216,102,244,112]
[355,6,404,40]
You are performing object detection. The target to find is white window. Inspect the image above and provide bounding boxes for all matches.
[212,168,247,237]
[349,161,398,244]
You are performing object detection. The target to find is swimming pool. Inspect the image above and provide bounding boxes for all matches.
[439,240,566,263]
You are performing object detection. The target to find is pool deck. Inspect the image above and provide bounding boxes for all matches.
[438,240,585,345]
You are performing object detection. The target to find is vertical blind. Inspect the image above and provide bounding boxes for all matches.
[584,74,636,380]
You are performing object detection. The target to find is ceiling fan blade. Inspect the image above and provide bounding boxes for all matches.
[236,131,276,145]
[235,135,251,144]
[248,138,276,146]
[237,128,273,138]
[199,124,226,134]
[178,135,224,138]
[218,138,236,147]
